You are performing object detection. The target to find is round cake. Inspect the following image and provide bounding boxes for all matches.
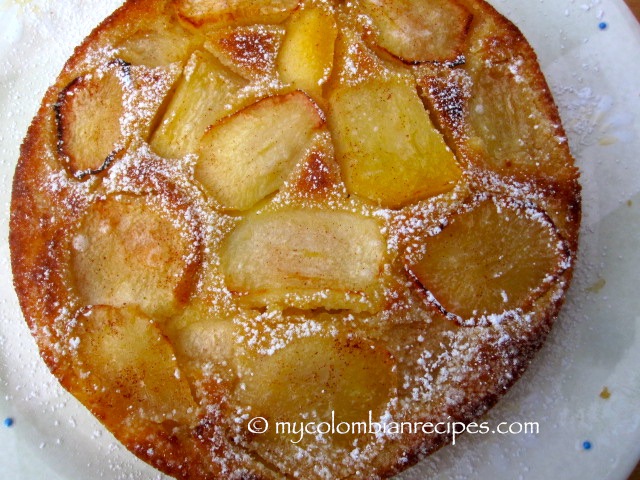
[10,0,580,478]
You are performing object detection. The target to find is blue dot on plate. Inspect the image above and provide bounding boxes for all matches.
[598,22,608,30]
[3,417,14,428]
[583,440,592,450]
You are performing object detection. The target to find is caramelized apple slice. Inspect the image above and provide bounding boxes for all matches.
[235,335,396,446]
[206,25,284,80]
[277,6,337,101]
[71,194,200,317]
[328,77,461,208]
[115,19,196,67]
[466,55,576,181]
[150,50,245,159]
[174,0,299,27]
[73,306,197,424]
[220,209,385,312]
[56,62,126,176]
[195,91,324,211]
[57,60,181,175]
[361,0,472,63]
[407,199,568,320]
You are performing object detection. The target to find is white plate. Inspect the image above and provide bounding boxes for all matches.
[1,1,639,479]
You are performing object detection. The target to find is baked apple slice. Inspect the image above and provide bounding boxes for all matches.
[70,194,200,317]
[176,318,237,364]
[235,335,396,446]
[277,5,337,102]
[174,0,299,27]
[56,61,126,176]
[466,55,576,181]
[172,312,239,402]
[220,209,385,312]
[328,76,461,208]
[150,49,245,159]
[195,91,324,211]
[206,25,284,80]
[73,305,197,424]
[57,60,181,176]
[361,0,472,63]
[406,199,568,321]
[115,19,196,67]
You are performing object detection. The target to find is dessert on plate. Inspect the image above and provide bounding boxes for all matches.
[9,0,580,478]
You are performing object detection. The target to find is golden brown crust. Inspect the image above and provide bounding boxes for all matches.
[10,0,580,479]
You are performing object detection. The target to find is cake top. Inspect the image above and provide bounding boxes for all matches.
[10,0,580,478]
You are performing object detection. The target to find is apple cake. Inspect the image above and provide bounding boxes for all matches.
[10,0,580,478]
